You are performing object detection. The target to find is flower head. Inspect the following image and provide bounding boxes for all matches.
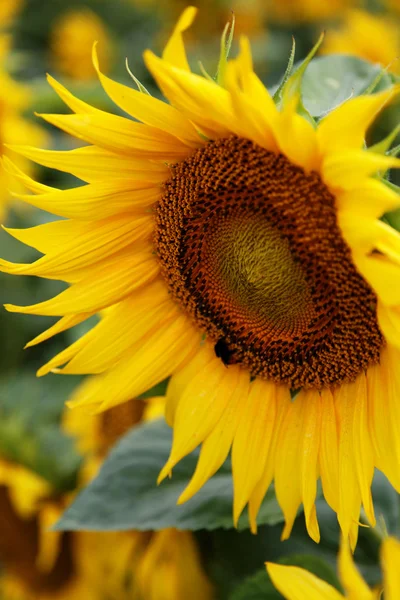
[267,535,400,600]
[2,7,400,546]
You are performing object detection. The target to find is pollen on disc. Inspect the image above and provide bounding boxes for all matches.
[155,136,384,389]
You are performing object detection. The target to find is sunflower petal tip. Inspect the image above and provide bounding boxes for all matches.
[157,463,173,484]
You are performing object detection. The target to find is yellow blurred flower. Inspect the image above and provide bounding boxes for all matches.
[50,8,113,81]
[0,36,47,221]
[265,0,356,23]
[267,535,400,599]
[0,397,213,599]
[323,9,400,73]
[0,0,23,27]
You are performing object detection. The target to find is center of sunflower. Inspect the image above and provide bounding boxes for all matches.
[155,136,383,388]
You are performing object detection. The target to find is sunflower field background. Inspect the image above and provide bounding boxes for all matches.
[1,0,400,598]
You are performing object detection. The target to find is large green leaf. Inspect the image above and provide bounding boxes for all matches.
[301,55,394,118]
[55,418,285,532]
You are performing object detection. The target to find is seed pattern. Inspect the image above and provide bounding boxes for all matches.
[155,136,383,388]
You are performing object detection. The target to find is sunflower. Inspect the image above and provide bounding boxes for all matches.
[2,7,400,547]
[264,0,356,23]
[267,535,400,599]
[322,9,400,74]
[0,0,23,27]
[50,8,113,82]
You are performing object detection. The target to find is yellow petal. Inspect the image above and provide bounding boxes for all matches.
[46,74,98,114]
[367,346,400,491]
[159,358,243,483]
[224,41,278,152]
[58,284,175,374]
[38,112,193,159]
[381,537,400,600]
[165,342,217,427]
[352,254,400,306]
[318,388,339,513]
[335,179,400,220]
[351,374,375,527]
[144,50,236,138]
[338,538,373,599]
[334,380,368,541]
[0,215,153,277]
[248,384,291,533]
[267,562,344,600]
[7,144,171,183]
[322,151,400,191]
[2,155,55,193]
[25,313,93,348]
[36,504,63,573]
[5,252,159,316]
[12,179,160,220]
[67,315,201,411]
[178,369,250,503]
[231,378,278,526]
[377,303,400,349]
[274,390,321,542]
[318,88,399,155]
[162,6,197,70]
[93,45,200,145]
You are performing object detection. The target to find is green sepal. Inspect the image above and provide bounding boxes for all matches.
[280,32,324,114]
[368,124,400,156]
[272,37,296,108]
[125,58,151,95]
[216,13,235,86]
[363,65,391,95]
[383,179,400,194]
[198,60,215,82]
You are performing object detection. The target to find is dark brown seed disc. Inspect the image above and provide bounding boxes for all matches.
[155,136,384,389]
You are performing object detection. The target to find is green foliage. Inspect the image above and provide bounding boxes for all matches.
[230,569,281,600]
[55,418,285,532]
[301,55,394,118]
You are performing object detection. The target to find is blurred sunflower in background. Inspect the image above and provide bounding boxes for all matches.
[2,5,400,551]
[0,395,213,600]
[267,535,400,599]
[50,8,113,81]
[0,0,23,28]
[0,35,46,221]
[323,9,400,73]
[264,0,356,24]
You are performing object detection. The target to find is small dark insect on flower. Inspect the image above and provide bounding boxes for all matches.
[214,338,239,366]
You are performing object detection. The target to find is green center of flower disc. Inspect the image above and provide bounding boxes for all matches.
[155,136,383,389]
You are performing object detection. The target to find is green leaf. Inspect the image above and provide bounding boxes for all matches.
[55,419,284,532]
[0,372,82,492]
[217,13,235,86]
[301,55,394,118]
[272,38,296,107]
[229,569,281,600]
